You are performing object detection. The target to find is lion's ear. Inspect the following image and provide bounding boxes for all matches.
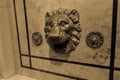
[70,9,79,16]
[69,9,80,23]
[45,12,52,21]
[45,12,50,18]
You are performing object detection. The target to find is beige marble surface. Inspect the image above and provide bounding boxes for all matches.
[0,0,15,78]
[114,71,120,80]
[0,74,36,80]
[23,0,112,66]
[31,57,109,80]
[0,0,7,8]
[115,0,120,68]
[12,0,120,80]
[15,0,28,55]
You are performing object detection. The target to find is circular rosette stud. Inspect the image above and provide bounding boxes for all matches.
[86,32,104,49]
[32,32,42,46]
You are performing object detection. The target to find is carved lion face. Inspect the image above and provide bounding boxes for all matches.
[44,8,82,54]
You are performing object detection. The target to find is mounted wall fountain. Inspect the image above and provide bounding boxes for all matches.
[44,8,82,54]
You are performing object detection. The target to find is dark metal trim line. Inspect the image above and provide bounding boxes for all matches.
[114,67,120,71]
[22,65,87,80]
[22,53,120,71]
[23,0,32,67]
[109,0,118,80]
[21,54,110,69]
[13,0,23,67]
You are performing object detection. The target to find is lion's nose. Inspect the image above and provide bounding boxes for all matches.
[46,26,68,44]
[47,26,60,39]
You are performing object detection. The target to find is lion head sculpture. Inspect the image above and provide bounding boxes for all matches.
[44,8,82,54]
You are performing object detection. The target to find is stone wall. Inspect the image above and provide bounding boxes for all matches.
[11,0,120,80]
[0,0,15,78]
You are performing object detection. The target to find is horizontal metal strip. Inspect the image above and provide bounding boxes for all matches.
[21,54,110,69]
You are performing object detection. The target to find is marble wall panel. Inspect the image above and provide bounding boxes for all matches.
[31,57,109,80]
[25,0,113,66]
[14,0,119,80]
[15,0,28,54]
[115,0,120,68]
[114,71,120,80]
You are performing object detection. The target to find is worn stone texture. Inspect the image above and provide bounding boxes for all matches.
[113,1,120,79]
[115,1,120,68]
[25,0,112,65]
[12,0,120,80]
[15,0,29,55]
[0,0,16,77]
[114,71,120,80]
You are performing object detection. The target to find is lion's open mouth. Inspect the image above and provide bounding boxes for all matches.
[53,40,69,53]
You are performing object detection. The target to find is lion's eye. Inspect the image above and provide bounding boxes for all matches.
[59,21,68,26]
[47,21,53,27]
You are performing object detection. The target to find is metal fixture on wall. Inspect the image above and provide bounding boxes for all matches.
[44,8,82,54]
[32,32,42,46]
[86,32,104,49]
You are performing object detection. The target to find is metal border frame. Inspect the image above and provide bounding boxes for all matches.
[13,0,119,80]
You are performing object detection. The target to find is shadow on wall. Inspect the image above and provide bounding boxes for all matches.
[49,48,71,65]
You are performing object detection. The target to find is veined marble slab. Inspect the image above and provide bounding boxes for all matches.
[114,71,120,80]
[115,1,120,68]
[21,0,113,66]
[14,0,118,80]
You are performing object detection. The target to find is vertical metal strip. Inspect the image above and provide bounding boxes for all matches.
[13,0,23,66]
[109,0,118,80]
[23,0,32,67]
